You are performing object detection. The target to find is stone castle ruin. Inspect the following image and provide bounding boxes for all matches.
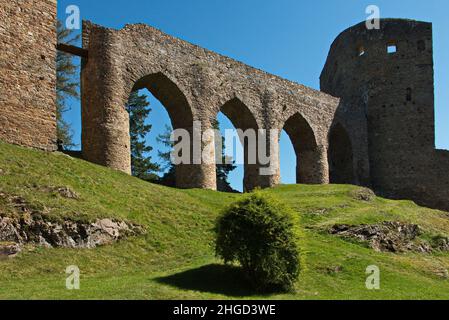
[1,0,448,211]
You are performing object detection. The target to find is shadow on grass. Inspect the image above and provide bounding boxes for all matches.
[154,264,261,297]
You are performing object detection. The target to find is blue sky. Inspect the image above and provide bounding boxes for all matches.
[57,0,449,191]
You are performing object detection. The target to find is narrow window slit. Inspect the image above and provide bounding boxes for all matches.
[406,88,412,102]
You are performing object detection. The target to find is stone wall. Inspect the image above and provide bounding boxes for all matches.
[321,19,449,211]
[81,21,342,190]
[0,0,57,151]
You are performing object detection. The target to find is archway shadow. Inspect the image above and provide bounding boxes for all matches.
[154,264,262,297]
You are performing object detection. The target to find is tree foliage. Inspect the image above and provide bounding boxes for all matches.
[126,91,159,181]
[56,20,80,150]
[215,192,301,292]
[213,120,237,192]
[155,125,176,186]
[156,121,236,191]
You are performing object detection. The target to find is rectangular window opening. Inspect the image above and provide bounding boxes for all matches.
[387,43,397,54]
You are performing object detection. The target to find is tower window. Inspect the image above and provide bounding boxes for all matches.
[406,88,412,101]
[417,40,426,51]
[387,43,397,54]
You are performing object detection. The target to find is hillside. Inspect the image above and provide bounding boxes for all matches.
[0,141,448,300]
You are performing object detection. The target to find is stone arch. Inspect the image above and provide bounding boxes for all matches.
[217,97,260,192]
[328,122,355,184]
[282,112,324,184]
[130,72,193,129]
[128,72,207,189]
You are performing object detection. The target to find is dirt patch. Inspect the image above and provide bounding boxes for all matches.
[329,221,434,253]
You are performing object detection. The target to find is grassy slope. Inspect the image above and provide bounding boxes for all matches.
[0,141,448,300]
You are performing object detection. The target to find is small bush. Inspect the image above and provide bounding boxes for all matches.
[215,192,300,292]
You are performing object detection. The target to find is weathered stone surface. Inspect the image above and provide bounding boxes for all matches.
[81,21,339,191]
[321,19,449,211]
[0,0,57,151]
[0,216,144,250]
[329,221,437,253]
[0,242,21,257]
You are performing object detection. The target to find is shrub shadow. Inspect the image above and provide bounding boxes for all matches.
[154,264,261,297]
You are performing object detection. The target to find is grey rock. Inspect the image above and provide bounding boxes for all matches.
[329,221,433,253]
[0,216,144,250]
[0,243,21,257]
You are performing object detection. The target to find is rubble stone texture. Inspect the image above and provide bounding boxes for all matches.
[81,21,339,191]
[0,0,448,211]
[321,19,449,211]
[0,0,57,151]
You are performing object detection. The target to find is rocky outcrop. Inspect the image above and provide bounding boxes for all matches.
[329,221,444,253]
[0,215,144,251]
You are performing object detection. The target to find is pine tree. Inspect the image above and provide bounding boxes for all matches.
[213,120,237,192]
[56,20,80,150]
[126,91,159,181]
[156,125,176,186]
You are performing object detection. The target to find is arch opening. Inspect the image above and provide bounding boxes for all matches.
[279,129,296,184]
[282,113,321,184]
[127,72,195,187]
[218,98,259,192]
[131,72,193,129]
[328,123,355,184]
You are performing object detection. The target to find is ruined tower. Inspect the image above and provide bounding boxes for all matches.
[0,0,57,151]
[321,19,449,210]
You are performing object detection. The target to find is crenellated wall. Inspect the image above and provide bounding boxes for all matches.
[0,0,57,151]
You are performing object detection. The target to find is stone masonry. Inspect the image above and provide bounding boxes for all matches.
[0,0,447,212]
[81,21,341,191]
[0,0,57,151]
[321,19,449,211]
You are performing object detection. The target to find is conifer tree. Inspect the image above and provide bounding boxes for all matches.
[126,91,159,181]
[56,20,80,149]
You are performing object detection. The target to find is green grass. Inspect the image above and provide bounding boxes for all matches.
[0,141,448,299]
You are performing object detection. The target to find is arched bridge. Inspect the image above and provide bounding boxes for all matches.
[81,21,364,191]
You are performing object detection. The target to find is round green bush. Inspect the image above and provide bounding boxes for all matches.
[215,192,300,292]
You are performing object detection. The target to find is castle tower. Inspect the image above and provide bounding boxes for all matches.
[0,0,57,151]
[321,19,449,210]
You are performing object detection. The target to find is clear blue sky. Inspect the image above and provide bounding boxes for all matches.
[57,0,449,191]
